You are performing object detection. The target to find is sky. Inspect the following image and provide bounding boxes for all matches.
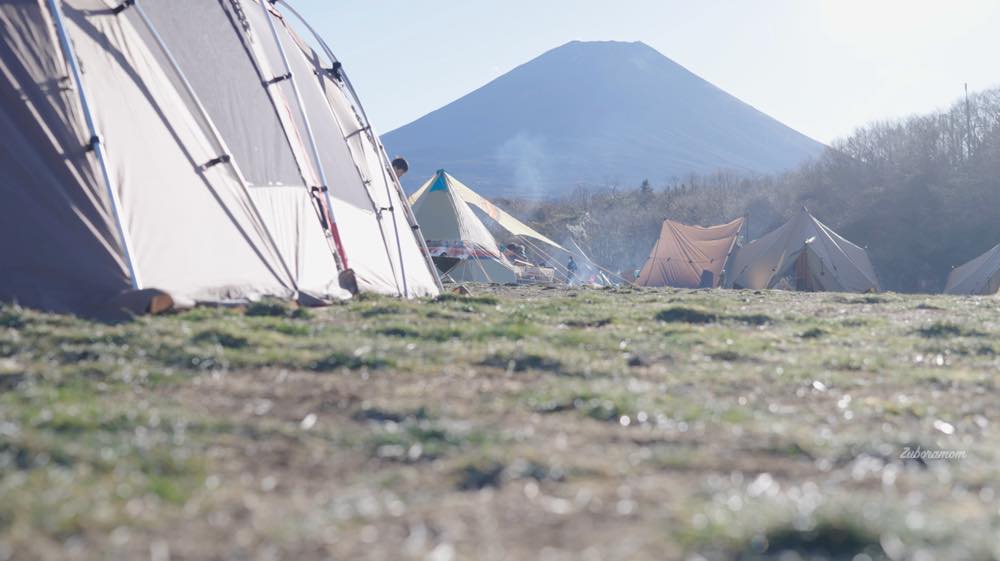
[291,0,1000,144]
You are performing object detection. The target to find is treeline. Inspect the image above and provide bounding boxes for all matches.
[503,87,1000,292]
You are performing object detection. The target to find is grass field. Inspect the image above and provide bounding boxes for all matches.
[1,286,998,561]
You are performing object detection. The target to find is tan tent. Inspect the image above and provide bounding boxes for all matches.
[0,0,439,314]
[944,242,1000,295]
[726,209,879,292]
[636,218,744,288]
[410,170,517,284]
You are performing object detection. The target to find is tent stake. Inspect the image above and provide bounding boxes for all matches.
[46,0,141,289]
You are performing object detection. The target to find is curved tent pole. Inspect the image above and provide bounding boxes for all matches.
[46,0,141,289]
[129,0,300,295]
[254,0,353,277]
[274,0,444,294]
[217,2,348,280]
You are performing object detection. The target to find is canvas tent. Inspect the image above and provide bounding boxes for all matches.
[636,218,744,288]
[0,0,439,315]
[726,209,879,293]
[944,242,1000,295]
[408,170,610,285]
[409,170,517,284]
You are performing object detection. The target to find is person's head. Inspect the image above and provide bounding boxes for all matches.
[391,157,409,179]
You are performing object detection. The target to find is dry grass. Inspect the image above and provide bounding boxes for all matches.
[1,287,998,561]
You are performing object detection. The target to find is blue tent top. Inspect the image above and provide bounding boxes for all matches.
[429,170,449,192]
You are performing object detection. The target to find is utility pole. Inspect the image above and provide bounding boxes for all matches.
[964,83,973,159]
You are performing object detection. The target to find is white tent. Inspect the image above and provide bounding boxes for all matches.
[945,242,1000,295]
[409,170,517,284]
[0,0,439,315]
[726,208,879,293]
[408,170,614,285]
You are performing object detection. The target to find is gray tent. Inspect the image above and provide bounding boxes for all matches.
[945,242,1000,295]
[0,0,440,315]
[726,208,879,293]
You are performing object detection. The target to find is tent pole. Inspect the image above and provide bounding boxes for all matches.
[46,0,141,290]
[517,236,572,283]
[255,0,354,279]
[273,0,444,294]
[470,250,495,284]
[130,0,300,296]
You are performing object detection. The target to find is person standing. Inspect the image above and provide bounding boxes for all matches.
[567,256,579,284]
[391,157,409,180]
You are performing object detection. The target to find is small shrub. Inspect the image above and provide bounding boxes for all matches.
[434,293,499,306]
[312,351,392,371]
[745,520,886,560]
[656,306,718,324]
[800,327,827,339]
[480,352,562,373]
[455,461,505,491]
[246,298,309,319]
[191,328,249,349]
[0,307,26,329]
[916,322,983,338]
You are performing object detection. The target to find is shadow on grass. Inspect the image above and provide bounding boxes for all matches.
[656,306,772,326]
[737,521,887,560]
[480,351,563,373]
[312,351,393,372]
[916,322,985,338]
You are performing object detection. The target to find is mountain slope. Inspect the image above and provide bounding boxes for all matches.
[384,41,825,197]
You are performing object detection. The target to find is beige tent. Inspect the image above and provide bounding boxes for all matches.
[637,218,744,288]
[0,0,440,314]
[409,171,566,251]
[409,171,602,285]
[945,242,1000,295]
[726,209,879,292]
[410,170,517,284]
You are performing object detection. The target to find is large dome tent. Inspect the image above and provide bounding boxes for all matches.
[0,0,440,315]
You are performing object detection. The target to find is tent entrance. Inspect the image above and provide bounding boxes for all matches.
[793,251,815,291]
[432,256,461,276]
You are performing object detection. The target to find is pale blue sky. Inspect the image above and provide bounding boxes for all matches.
[292,0,999,144]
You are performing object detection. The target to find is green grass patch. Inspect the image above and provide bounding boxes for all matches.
[916,321,985,338]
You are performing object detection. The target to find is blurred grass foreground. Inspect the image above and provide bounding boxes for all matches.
[1,286,998,561]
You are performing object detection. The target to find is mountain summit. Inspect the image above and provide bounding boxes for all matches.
[384,41,824,197]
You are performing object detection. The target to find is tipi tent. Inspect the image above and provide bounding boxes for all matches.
[409,170,517,284]
[636,218,744,288]
[726,209,879,293]
[944,242,1000,295]
[0,0,439,315]
[409,170,603,285]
